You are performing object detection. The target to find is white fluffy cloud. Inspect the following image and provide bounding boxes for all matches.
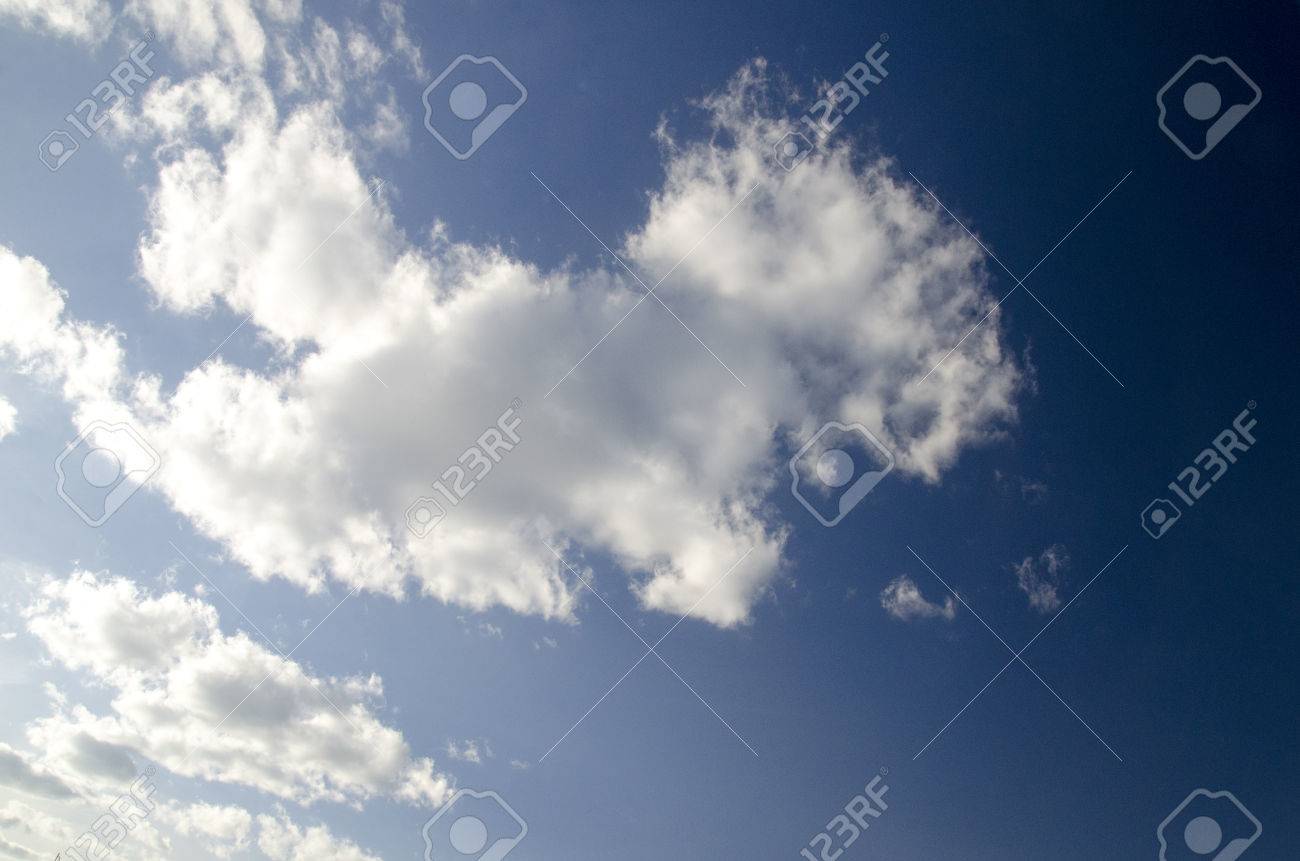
[1,35,1019,630]
[256,811,381,861]
[158,801,253,857]
[0,396,15,440]
[1013,544,1068,613]
[124,0,301,72]
[445,738,491,764]
[0,0,112,43]
[0,248,128,423]
[23,571,450,808]
[880,574,956,622]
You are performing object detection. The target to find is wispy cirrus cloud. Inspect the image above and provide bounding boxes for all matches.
[1013,545,1069,613]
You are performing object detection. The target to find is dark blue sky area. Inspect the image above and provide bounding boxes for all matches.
[374,1,1300,857]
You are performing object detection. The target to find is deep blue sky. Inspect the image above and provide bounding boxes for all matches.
[1,1,1297,858]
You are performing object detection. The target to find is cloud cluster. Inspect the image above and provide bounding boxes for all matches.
[22,571,450,808]
[3,4,1020,637]
[1,63,1019,630]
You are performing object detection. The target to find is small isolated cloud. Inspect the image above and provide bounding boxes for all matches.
[880,575,956,622]
[993,470,1048,503]
[1020,478,1048,503]
[1014,545,1069,613]
[532,636,558,651]
[445,738,492,764]
[458,617,503,639]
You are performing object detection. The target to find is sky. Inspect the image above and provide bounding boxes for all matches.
[0,1,1297,859]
